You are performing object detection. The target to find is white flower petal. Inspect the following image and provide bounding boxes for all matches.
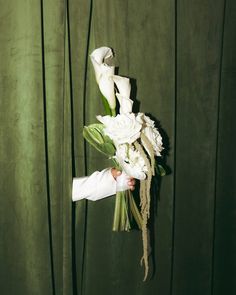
[116,93,133,114]
[136,112,144,125]
[143,114,155,127]
[96,115,112,125]
[115,144,147,180]
[90,57,102,83]
[90,47,113,65]
[142,126,164,156]
[112,75,131,98]
[97,113,142,145]
[98,74,116,109]
[90,47,116,110]
[100,64,115,75]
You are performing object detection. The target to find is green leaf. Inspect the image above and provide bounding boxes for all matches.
[156,164,166,176]
[83,123,116,157]
[84,126,104,145]
[101,95,112,116]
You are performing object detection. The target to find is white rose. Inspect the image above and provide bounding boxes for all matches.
[142,114,155,128]
[90,47,116,110]
[96,113,142,145]
[142,126,164,156]
[135,112,145,125]
[112,75,133,114]
[115,144,148,180]
[136,113,163,156]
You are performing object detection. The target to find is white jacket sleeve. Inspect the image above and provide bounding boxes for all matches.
[72,168,117,202]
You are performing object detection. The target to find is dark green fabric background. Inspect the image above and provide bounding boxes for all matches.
[0,0,235,294]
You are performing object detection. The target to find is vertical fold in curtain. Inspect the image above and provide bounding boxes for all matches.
[0,0,75,293]
[67,0,94,294]
[40,0,75,293]
[212,1,236,294]
[172,1,226,294]
[0,1,54,293]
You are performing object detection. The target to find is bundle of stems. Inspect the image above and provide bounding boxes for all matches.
[112,190,143,232]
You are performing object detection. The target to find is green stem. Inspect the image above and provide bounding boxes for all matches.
[112,191,132,231]
[122,192,131,231]
[124,192,131,231]
[111,108,116,117]
[112,191,122,231]
[120,193,125,230]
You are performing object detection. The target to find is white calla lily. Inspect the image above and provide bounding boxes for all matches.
[90,47,113,64]
[116,93,133,114]
[112,75,131,98]
[90,47,113,82]
[90,47,116,111]
[112,75,133,114]
[97,65,116,110]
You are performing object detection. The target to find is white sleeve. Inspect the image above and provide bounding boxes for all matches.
[72,168,117,202]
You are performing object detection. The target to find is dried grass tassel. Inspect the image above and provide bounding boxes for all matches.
[134,139,155,281]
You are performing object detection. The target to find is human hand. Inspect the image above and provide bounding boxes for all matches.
[111,168,136,191]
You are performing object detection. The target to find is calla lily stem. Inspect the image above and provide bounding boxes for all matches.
[111,108,116,117]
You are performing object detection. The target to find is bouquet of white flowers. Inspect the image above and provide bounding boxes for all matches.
[83,47,166,281]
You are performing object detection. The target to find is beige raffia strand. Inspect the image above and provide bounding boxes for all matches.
[140,133,155,219]
[141,133,155,177]
[134,138,155,281]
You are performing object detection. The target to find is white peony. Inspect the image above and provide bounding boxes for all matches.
[97,113,142,145]
[115,144,148,180]
[90,47,116,110]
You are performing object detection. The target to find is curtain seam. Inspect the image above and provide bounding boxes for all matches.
[170,0,178,294]
[80,1,93,295]
[40,0,56,294]
[210,1,227,294]
[65,0,79,293]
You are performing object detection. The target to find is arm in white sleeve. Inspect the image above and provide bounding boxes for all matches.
[72,168,117,201]
[72,168,131,202]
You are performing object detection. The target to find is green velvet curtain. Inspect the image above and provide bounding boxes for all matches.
[0,0,235,294]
